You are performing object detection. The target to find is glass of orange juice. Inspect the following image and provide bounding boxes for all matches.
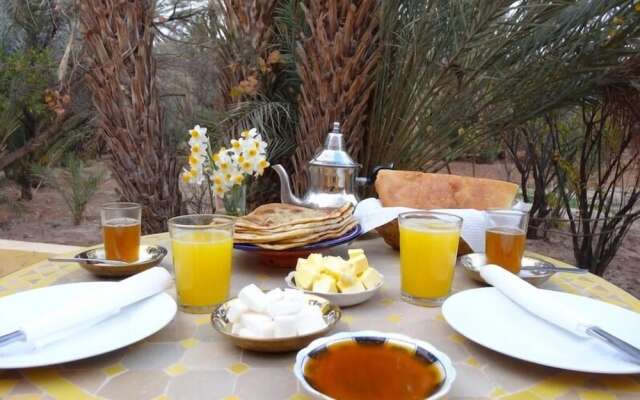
[101,202,141,262]
[168,214,235,314]
[485,209,529,274]
[399,211,462,307]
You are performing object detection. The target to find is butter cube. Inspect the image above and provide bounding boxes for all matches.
[348,248,365,258]
[359,267,383,289]
[312,274,337,293]
[349,254,369,276]
[339,267,358,286]
[337,279,366,294]
[294,266,320,290]
[307,253,323,265]
[323,256,349,280]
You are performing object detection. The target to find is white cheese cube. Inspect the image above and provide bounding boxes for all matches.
[349,254,369,276]
[240,312,272,334]
[231,321,244,335]
[359,267,383,289]
[238,284,268,312]
[238,328,257,338]
[348,248,365,258]
[226,298,249,323]
[283,288,305,302]
[266,299,303,318]
[265,288,284,304]
[296,306,327,335]
[337,279,366,294]
[273,314,298,338]
[312,274,337,293]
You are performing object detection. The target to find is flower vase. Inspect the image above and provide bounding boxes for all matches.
[215,184,247,217]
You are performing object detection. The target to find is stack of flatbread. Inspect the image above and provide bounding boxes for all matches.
[234,203,357,250]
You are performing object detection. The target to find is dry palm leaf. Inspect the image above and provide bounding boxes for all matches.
[291,0,380,194]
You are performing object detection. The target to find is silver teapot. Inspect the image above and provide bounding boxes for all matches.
[273,122,389,208]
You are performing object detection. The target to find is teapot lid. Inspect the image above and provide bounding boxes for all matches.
[309,122,360,168]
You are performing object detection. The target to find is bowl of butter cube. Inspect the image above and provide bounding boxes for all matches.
[285,249,384,307]
[212,284,341,352]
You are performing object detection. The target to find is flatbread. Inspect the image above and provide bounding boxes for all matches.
[235,203,352,230]
[235,211,353,234]
[254,219,359,250]
[375,170,518,209]
[234,216,355,243]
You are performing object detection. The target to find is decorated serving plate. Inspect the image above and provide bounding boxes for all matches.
[234,224,362,268]
[211,293,341,352]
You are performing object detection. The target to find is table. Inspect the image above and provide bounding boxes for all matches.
[1,233,639,400]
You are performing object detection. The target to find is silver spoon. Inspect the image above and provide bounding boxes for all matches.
[48,257,129,266]
[521,265,588,274]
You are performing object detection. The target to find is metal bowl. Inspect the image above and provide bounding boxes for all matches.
[459,253,554,287]
[211,293,341,353]
[75,245,168,278]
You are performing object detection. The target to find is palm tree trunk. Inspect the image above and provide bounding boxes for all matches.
[77,0,181,233]
[291,0,380,194]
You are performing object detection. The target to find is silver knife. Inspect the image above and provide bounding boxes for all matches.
[585,326,640,363]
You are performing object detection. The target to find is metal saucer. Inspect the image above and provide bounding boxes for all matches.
[459,253,555,287]
[74,245,168,278]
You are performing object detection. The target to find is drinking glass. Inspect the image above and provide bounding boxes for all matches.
[485,209,529,273]
[398,211,463,307]
[169,214,235,314]
[101,202,142,262]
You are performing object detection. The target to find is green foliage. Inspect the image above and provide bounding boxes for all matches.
[363,0,640,175]
[32,156,105,225]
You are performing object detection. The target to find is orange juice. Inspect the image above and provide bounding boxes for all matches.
[103,218,141,262]
[486,227,526,273]
[399,220,460,301]
[171,230,233,312]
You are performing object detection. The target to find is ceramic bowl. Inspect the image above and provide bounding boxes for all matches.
[284,271,383,307]
[459,253,554,287]
[294,330,456,400]
[75,245,168,278]
[211,293,341,352]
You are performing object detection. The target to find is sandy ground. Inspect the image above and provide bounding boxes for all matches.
[0,160,638,298]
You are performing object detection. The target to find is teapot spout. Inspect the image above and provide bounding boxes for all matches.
[272,164,307,207]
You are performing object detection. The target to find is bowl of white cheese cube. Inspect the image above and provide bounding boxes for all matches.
[285,249,384,307]
[211,284,341,352]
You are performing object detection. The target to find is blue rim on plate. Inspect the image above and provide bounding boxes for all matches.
[234,224,362,252]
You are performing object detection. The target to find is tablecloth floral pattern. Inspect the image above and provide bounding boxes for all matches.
[1,233,639,400]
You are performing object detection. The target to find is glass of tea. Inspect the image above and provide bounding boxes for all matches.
[398,211,462,307]
[485,209,529,273]
[101,202,142,263]
[169,214,235,314]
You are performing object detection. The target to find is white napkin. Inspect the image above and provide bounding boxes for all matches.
[17,267,172,349]
[479,264,591,338]
[354,198,489,252]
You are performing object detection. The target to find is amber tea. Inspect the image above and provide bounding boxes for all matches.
[486,227,526,273]
[103,218,141,262]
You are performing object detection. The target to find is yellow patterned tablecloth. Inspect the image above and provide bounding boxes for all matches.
[1,233,639,400]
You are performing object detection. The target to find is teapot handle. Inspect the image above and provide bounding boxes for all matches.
[356,163,394,186]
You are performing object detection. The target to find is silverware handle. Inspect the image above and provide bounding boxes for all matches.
[586,326,640,363]
[0,330,26,348]
[521,266,588,274]
[48,257,128,266]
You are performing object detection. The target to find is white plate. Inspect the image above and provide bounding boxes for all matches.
[442,287,640,374]
[285,271,383,307]
[0,282,176,368]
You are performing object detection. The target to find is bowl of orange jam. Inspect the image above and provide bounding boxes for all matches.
[294,331,456,400]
